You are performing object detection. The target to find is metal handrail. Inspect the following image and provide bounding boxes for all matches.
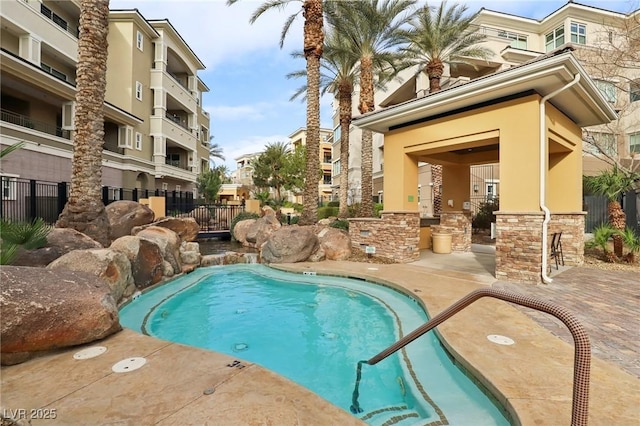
[351,288,591,426]
[0,109,70,140]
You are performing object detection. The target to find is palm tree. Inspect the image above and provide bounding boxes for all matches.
[208,139,226,165]
[56,0,111,247]
[585,166,639,258]
[327,0,416,217]
[403,1,491,215]
[288,29,360,218]
[227,0,323,225]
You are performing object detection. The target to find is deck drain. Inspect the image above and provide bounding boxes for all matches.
[73,346,107,360]
[112,357,146,373]
[203,387,215,395]
[487,334,515,345]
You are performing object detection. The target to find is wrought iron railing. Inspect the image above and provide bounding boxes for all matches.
[1,109,70,139]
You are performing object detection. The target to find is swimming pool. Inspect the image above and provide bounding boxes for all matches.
[120,264,510,425]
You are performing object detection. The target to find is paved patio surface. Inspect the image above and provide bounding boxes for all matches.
[2,253,639,425]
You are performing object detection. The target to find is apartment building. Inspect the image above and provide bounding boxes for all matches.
[231,152,261,186]
[339,1,638,210]
[289,127,334,204]
[0,0,210,197]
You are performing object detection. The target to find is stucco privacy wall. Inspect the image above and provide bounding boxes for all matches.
[379,93,584,282]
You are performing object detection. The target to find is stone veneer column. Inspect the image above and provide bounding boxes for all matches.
[431,211,472,252]
[348,211,420,263]
[548,213,585,266]
[495,212,544,284]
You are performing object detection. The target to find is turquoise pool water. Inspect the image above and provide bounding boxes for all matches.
[120,264,510,425]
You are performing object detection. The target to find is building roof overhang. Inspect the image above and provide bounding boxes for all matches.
[354,51,618,134]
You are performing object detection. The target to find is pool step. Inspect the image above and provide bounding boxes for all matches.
[359,404,423,426]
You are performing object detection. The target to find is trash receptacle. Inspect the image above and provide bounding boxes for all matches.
[432,233,452,254]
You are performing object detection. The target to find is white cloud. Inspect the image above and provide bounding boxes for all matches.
[109,0,304,70]
[207,104,266,121]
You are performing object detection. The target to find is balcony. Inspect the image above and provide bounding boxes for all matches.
[150,115,197,152]
[150,70,197,114]
[1,109,70,140]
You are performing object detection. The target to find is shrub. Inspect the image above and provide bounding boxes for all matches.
[586,223,616,262]
[330,219,349,231]
[327,201,340,208]
[318,206,339,219]
[374,203,384,218]
[289,215,300,225]
[472,198,499,230]
[0,218,52,265]
[229,211,260,241]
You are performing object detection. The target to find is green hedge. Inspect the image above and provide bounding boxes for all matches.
[318,206,339,219]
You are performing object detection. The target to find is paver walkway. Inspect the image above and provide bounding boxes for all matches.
[494,267,640,378]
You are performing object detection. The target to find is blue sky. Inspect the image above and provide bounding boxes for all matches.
[109,0,637,171]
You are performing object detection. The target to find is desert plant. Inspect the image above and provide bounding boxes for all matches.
[329,219,349,231]
[229,211,260,241]
[586,223,617,262]
[0,218,53,265]
[472,198,499,230]
[619,227,640,263]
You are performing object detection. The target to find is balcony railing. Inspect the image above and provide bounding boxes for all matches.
[1,109,70,140]
[165,112,189,130]
[167,71,189,91]
[40,3,79,38]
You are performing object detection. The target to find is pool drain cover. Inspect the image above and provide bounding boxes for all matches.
[73,346,107,360]
[112,357,147,373]
[487,334,515,345]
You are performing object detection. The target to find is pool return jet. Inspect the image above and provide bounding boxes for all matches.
[349,287,591,426]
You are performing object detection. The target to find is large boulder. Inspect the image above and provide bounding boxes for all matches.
[245,208,281,248]
[12,228,102,267]
[316,227,352,261]
[233,219,256,245]
[134,226,182,276]
[133,217,200,242]
[180,241,202,267]
[110,236,164,289]
[261,226,319,264]
[47,249,135,304]
[177,206,211,226]
[1,266,121,365]
[106,200,155,240]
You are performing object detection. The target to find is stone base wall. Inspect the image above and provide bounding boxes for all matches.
[495,212,544,283]
[348,211,420,263]
[548,213,585,266]
[431,211,472,252]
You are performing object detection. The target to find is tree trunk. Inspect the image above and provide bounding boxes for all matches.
[608,199,626,258]
[298,0,323,225]
[426,59,444,93]
[56,0,111,247]
[358,55,375,217]
[432,164,442,215]
[338,82,352,219]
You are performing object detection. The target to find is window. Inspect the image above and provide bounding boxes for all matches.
[594,80,616,103]
[485,180,499,201]
[62,102,75,129]
[175,185,181,192]
[323,151,332,164]
[118,125,133,148]
[135,81,143,101]
[41,63,67,81]
[1,176,17,200]
[545,26,565,52]
[166,153,180,167]
[40,4,68,31]
[323,174,331,185]
[162,182,168,190]
[497,30,527,49]
[136,31,143,51]
[332,159,341,176]
[570,22,586,45]
[333,126,341,142]
[630,79,640,102]
[587,132,617,157]
[629,132,640,154]
[135,132,142,150]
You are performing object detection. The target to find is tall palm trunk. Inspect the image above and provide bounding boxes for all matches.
[358,55,375,217]
[56,0,111,247]
[298,0,323,225]
[338,81,353,218]
[608,199,626,257]
[426,59,444,93]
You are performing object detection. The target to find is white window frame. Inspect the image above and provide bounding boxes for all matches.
[570,22,586,45]
[629,132,640,155]
[118,125,133,149]
[135,81,143,101]
[1,174,18,201]
[485,179,499,202]
[594,79,616,103]
[545,25,565,52]
[162,182,168,191]
[175,185,181,192]
[136,31,143,51]
[332,159,341,176]
[497,29,527,49]
[630,79,640,103]
[135,132,142,150]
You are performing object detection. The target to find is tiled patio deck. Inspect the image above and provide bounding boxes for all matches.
[2,258,638,425]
